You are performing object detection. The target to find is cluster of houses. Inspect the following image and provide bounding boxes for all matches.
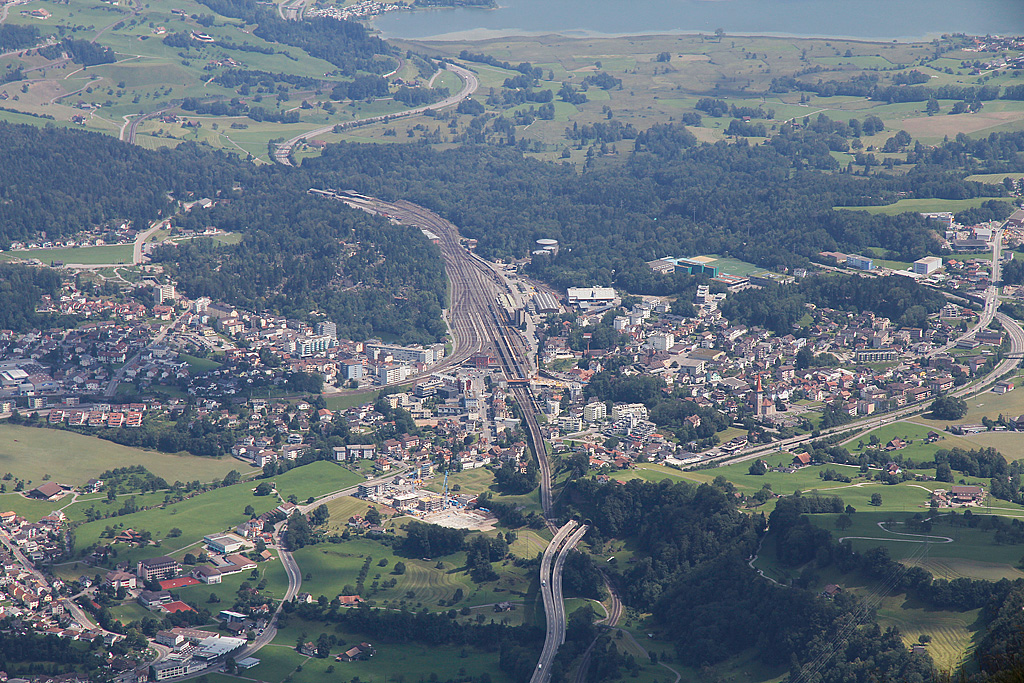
[2,223,138,255]
[0,320,157,403]
[0,512,110,644]
[530,283,1011,463]
[306,0,408,20]
[0,505,66,565]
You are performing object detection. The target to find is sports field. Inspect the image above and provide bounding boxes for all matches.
[0,244,134,265]
[0,423,248,486]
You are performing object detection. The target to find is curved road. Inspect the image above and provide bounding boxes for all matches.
[273,63,479,166]
[534,522,584,683]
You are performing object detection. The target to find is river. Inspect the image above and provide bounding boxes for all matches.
[372,0,1024,41]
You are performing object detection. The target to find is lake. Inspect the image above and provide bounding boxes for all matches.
[372,0,1024,41]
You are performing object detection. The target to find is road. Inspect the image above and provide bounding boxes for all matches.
[273,63,479,166]
[533,522,579,683]
[0,529,109,635]
[296,467,409,514]
[123,106,172,144]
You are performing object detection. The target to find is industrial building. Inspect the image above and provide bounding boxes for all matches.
[566,287,617,309]
[913,256,943,275]
[845,254,874,271]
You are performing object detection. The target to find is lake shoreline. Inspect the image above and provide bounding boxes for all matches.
[380,25,957,45]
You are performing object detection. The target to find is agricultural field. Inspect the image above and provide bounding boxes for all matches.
[842,421,989,462]
[748,510,1023,672]
[833,197,1014,216]
[807,511,1024,571]
[1,0,1019,166]
[291,535,536,610]
[240,615,516,683]
[70,481,282,567]
[0,422,249,486]
[271,461,364,503]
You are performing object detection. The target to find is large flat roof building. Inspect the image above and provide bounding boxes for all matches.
[566,287,616,308]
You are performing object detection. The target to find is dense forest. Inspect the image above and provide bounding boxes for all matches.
[0,264,64,332]
[0,123,243,246]
[721,273,947,333]
[560,478,935,683]
[302,126,1020,292]
[0,24,39,51]
[0,123,446,342]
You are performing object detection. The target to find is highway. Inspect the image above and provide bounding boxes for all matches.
[273,63,479,166]
[533,521,587,683]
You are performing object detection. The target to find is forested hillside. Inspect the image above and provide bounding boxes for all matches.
[0,124,244,246]
[302,126,1020,293]
[0,123,444,342]
[0,264,65,332]
[561,478,935,683]
[156,185,448,343]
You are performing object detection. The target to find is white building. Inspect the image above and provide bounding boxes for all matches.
[612,403,648,422]
[566,287,617,309]
[913,256,943,275]
[154,284,176,305]
[583,402,607,422]
[649,332,675,352]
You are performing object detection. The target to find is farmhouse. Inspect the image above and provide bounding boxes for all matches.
[337,643,375,662]
[337,594,364,606]
[791,453,811,467]
[27,482,66,501]
[950,485,985,504]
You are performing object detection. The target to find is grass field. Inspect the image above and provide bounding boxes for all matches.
[325,389,385,412]
[239,615,515,683]
[834,197,1013,216]
[177,353,222,373]
[845,421,988,463]
[0,423,249,486]
[271,461,364,503]
[751,511,1018,671]
[71,482,281,567]
[291,535,535,610]
[0,244,134,265]
[966,172,1024,184]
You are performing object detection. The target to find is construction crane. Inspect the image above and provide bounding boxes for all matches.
[442,470,450,510]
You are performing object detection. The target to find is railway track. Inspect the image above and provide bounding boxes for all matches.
[315,189,571,678]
